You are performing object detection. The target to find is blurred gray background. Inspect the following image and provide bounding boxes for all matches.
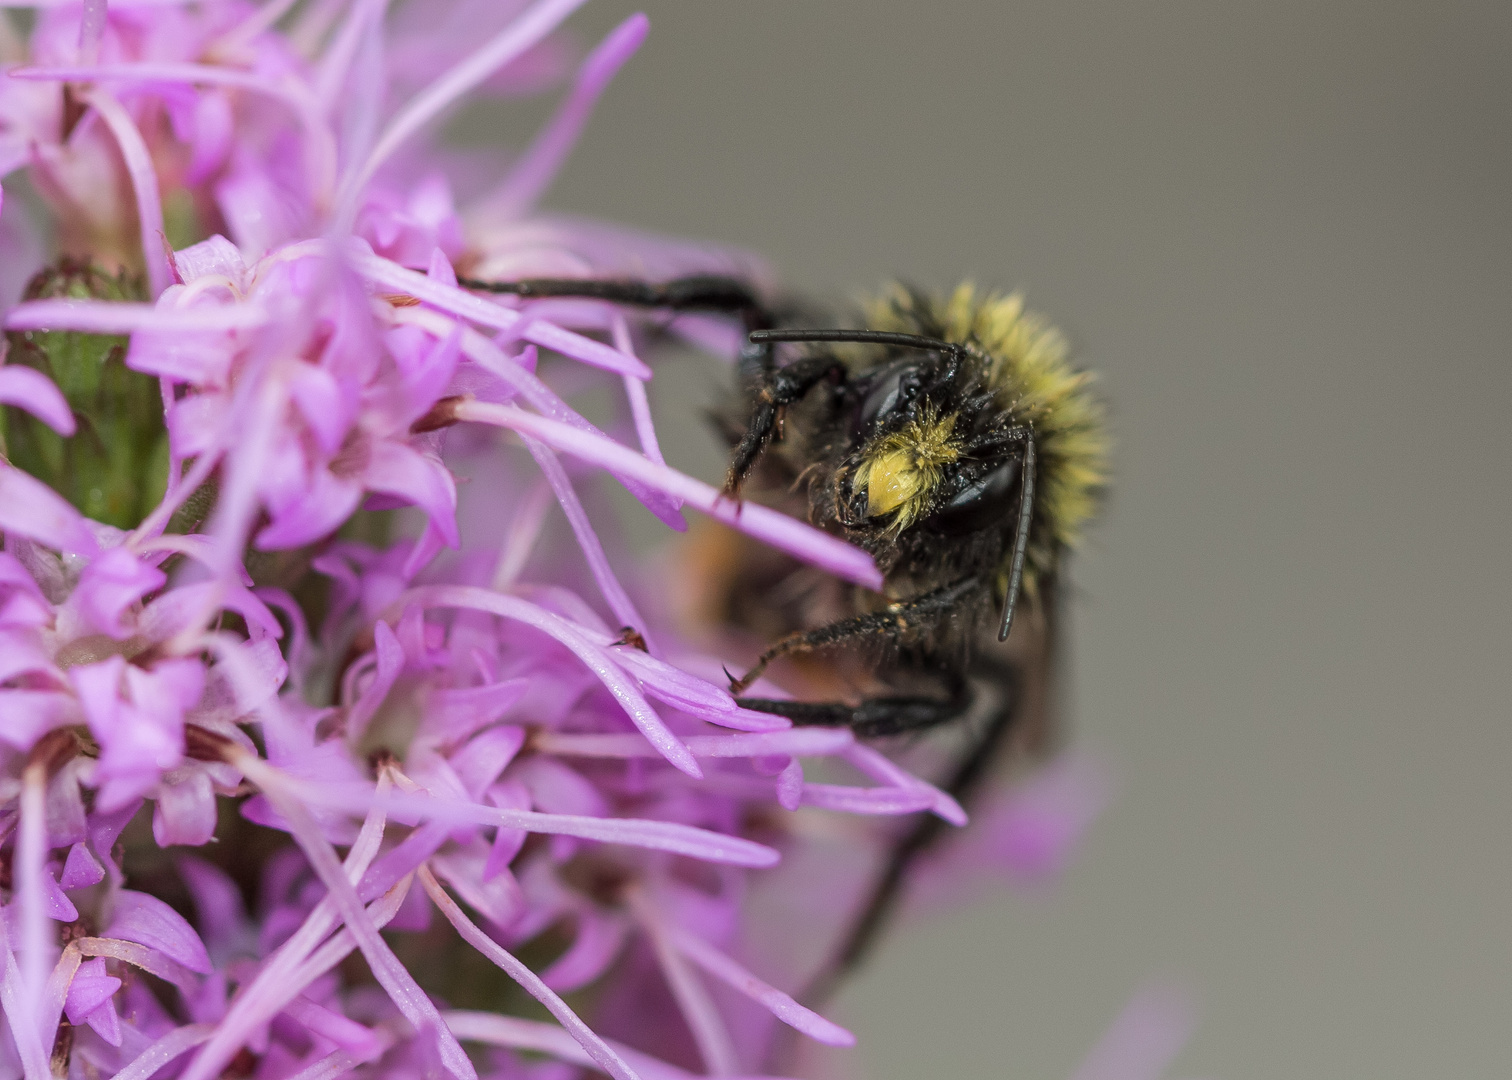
[477,2,1512,1076]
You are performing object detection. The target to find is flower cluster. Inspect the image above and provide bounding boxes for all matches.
[0,3,1125,1080]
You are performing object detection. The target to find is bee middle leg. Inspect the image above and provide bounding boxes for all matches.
[728,576,979,697]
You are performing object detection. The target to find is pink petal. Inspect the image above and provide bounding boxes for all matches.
[235,758,478,1080]
[345,619,405,742]
[362,441,459,547]
[176,857,248,955]
[419,867,639,1080]
[288,363,353,455]
[776,760,804,811]
[0,365,74,434]
[800,783,936,816]
[484,13,649,217]
[0,466,100,556]
[0,551,46,598]
[351,0,593,196]
[540,912,628,993]
[527,439,650,648]
[60,842,104,889]
[4,298,269,334]
[294,779,781,868]
[82,997,124,1046]
[64,959,122,1023]
[427,247,458,286]
[72,655,126,738]
[448,723,528,798]
[105,890,214,974]
[106,1024,216,1080]
[254,471,365,550]
[395,311,684,530]
[669,928,855,1047]
[152,771,218,847]
[430,845,525,929]
[184,91,234,186]
[396,587,701,778]
[40,866,78,921]
[76,547,167,639]
[82,90,174,299]
[453,403,883,590]
[844,743,967,826]
[172,235,248,287]
[0,691,74,751]
[351,246,650,378]
[483,781,530,881]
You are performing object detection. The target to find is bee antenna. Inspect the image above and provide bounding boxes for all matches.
[748,328,964,360]
[998,433,1036,642]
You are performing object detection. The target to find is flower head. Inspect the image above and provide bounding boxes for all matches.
[0,2,1119,1079]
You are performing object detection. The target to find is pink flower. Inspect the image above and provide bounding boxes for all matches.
[0,2,1156,1079]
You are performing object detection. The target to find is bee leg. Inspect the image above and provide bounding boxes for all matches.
[797,660,1023,1005]
[457,272,781,384]
[455,273,768,320]
[728,576,978,692]
[724,356,849,495]
[737,686,971,737]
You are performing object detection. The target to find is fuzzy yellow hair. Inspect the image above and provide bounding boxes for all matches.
[860,283,1109,588]
[853,405,959,532]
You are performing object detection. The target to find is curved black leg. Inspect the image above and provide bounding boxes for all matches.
[729,576,978,692]
[723,355,848,495]
[799,660,1023,1005]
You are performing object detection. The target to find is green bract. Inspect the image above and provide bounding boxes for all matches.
[2,260,169,529]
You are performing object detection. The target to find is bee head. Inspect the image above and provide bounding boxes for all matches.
[840,351,1026,537]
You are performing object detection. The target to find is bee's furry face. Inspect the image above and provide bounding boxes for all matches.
[831,351,1029,541]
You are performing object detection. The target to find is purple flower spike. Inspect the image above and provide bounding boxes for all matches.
[0,0,1133,1075]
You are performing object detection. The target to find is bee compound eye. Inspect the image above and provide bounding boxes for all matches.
[855,363,924,433]
[930,456,1022,535]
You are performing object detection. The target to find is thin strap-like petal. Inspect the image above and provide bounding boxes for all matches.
[420,866,642,1080]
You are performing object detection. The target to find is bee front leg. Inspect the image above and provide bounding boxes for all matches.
[724,356,848,494]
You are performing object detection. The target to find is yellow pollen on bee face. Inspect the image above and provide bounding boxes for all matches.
[864,449,921,517]
[856,410,959,526]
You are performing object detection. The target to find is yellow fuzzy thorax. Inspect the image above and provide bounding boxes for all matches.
[859,283,1109,576]
[854,407,959,529]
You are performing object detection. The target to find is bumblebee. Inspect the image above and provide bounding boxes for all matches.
[461,273,1108,991]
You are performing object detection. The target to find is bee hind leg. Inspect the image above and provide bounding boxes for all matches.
[736,688,970,737]
[795,660,1023,1006]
